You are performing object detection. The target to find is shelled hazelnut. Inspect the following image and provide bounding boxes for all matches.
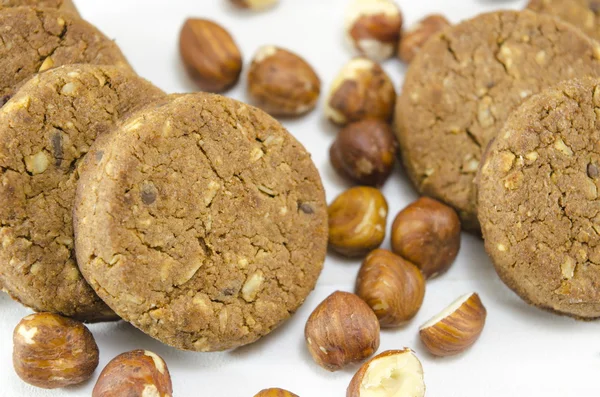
[248,45,321,117]
[179,18,243,93]
[305,291,380,371]
[419,293,487,357]
[391,197,461,278]
[328,186,388,257]
[330,120,397,187]
[93,350,172,397]
[325,58,396,126]
[356,249,425,327]
[255,388,299,397]
[345,0,403,61]
[399,14,450,63]
[347,349,425,397]
[13,313,99,389]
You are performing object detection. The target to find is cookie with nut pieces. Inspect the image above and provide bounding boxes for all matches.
[74,93,328,351]
[0,65,164,322]
[396,10,600,232]
[478,77,600,319]
[0,7,131,97]
[527,0,600,42]
[1,0,79,15]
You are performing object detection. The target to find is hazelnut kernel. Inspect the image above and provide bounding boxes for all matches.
[305,291,380,371]
[179,18,243,93]
[391,197,461,278]
[13,313,99,389]
[330,119,397,187]
[325,58,396,126]
[345,0,403,61]
[328,186,388,257]
[248,45,321,117]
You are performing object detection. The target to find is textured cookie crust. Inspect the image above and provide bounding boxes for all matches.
[74,94,328,352]
[1,0,79,15]
[0,65,164,322]
[0,7,130,97]
[478,78,600,319]
[528,0,600,41]
[396,10,600,232]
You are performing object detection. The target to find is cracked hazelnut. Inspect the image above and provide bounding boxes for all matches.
[399,14,451,63]
[179,18,243,93]
[419,293,487,357]
[248,45,321,117]
[325,58,396,126]
[391,197,461,278]
[330,120,397,187]
[328,186,388,257]
[347,349,425,397]
[345,0,403,61]
[230,0,279,10]
[13,312,99,389]
[93,350,172,397]
[255,388,299,397]
[356,249,425,327]
[305,291,380,371]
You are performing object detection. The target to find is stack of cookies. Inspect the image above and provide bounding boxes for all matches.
[0,1,328,352]
[396,9,600,319]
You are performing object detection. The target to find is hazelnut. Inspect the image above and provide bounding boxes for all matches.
[391,197,461,278]
[356,249,425,327]
[330,120,397,187]
[248,45,321,117]
[13,312,99,389]
[419,293,487,357]
[305,291,380,371]
[230,0,279,10]
[347,349,425,397]
[179,18,243,93]
[345,0,403,61]
[328,186,388,257]
[399,14,451,63]
[93,350,172,397]
[325,58,396,126]
[255,388,299,397]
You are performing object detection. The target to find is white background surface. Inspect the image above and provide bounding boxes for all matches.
[1,0,600,396]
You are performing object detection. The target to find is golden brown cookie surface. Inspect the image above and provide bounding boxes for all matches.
[528,0,600,41]
[0,7,130,97]
[0,65,165,322]
[74,93,328,351]
[1,0,79,15]
[478,77,600,319]
[396,10,600,232]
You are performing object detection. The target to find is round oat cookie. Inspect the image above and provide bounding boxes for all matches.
[0,65,165,322]
[74,94,328,351]
[396,10,600,232]
[528,0,600,42]
[1,0,79,15]
[478,77,600,319]
[0,7,130,98]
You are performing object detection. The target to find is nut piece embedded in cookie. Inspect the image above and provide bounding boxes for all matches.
[330,120,397,187]
[345,0,403,61]
[391,197,461,278]
[399,14,450,63]
[419,293,487,357]
[347,349,425,397]
[13,313,99,389]
[305,291,380,371]
[328,186,388,257]
[248,45,321,117]
[93,350,172,397]
[230,0,279,10]
[325,58,396,126]
[254,388,299,397]
[356,249,425,327]
[179,18,243,93]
